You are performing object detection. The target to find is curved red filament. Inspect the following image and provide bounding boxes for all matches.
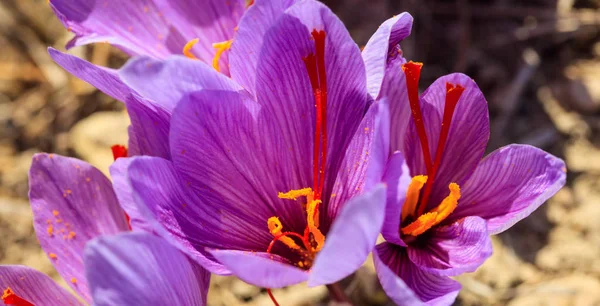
[266,232,310,254]
[267,289,280,306]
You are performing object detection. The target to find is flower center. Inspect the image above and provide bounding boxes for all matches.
[264,29,329,269]
[399,62,465,237]
[2,288,33,306]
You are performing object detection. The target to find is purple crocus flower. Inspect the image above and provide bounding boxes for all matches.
[111,0,390,290]
[362,14,567,305]
[49,0,254,74]
[0,232,208,306]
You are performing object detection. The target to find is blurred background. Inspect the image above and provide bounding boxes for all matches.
[0,0,599,305]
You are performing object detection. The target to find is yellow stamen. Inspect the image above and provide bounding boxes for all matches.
[401,183,461,236]
[183,38,199,60]
[401,175,428,222]
[278,188,312,200]
[267,217,300,250]
[212,39,233,72]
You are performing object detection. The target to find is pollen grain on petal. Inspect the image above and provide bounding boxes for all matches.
[183,38,200,60]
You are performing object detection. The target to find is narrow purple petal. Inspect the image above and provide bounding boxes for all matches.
[48,48,131,102]
[327,100,390,219]
[119,56,242,112]
[450,144,566,234]
[152,0,246,73]
[229,0,297,96]
[407,216,492,276]
[255,0,368,198]
[125,94,171,159]
[374,243,461,306]
[381,151,411,247]
[0,265,82,306]
[28,153,129,302]
[403,73,489,208]
[381,62,411,153]
[210,250,309,288]
[308,184,386,286]
[49,0,187,58]
[362,13,413,98]
[85,232,209,306]
[109,158,153,233]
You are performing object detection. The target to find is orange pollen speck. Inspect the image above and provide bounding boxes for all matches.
[48,253,57,260]
[183,38,200,60]
[47,224,53,236]
[52,210,59,216]
[212,39,233,73]
[70,278,77,284]
[2,288,33,306]
[67,231,76,239]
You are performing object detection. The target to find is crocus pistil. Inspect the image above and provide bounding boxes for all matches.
[263,29,330,270]
[2,288,33,306]
[399,61,465,239]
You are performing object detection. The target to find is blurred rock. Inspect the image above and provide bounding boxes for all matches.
[508,274,600,306]
[68,111,129,175]
[565,138,600,173]
[563,60,600,114]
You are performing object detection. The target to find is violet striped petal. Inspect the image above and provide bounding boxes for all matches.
[374,243,460,306]
[407,216,492,276]
[29,154,129,302]
[209,250,309,288]
[362,13,413,98]
[229,0,298,96]
[381,151,411,247]
[0,265,82,306]
[85,232,209,306]
[450,144,566,234]
[50,0,187,58]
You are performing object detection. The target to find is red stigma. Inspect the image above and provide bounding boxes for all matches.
[402,62,433,175]
[267,289,280,306]
[415,82,465,216]
[2,288,34,306]
[303,30,328,200]
[111,145,128,160]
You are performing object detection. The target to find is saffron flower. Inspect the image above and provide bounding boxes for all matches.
[49,0,255,74]
[1,232,208,306]
[362,14,567,305]
[112,0,390,292]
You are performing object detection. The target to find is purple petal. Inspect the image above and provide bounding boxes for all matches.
[374,243,461,306]
[408,216,492,276]
[210,250,309,288]
[254,0,368,197]
[122,156,232,274]
[85,232,209,306]
[48,48,131,102]
[381,60,411,152]
[0,265,82,306]
[119,56,242,112]
[49,0,187,58]
[170,90,308,235]
[152,0,245,73]
[109,158,153,233]
[403,73,489,208]
[362,13,413,98]
[28,153,129,302]
[229,0,297,96]
[450,144,566,234]
[125,94,171,159]
[309,184,386,286]
[381,151,412,247]
[327,100,390,219]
